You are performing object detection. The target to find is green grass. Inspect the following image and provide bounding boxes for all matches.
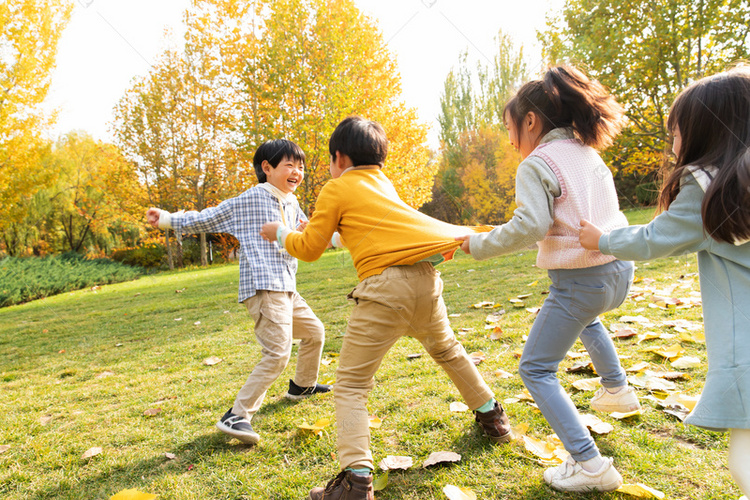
[0,207,740,499]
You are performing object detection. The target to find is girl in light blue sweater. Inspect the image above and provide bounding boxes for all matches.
[581,65,750,500]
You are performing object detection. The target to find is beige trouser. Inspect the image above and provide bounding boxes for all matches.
[335,262,494,470]
[232,290,325,420]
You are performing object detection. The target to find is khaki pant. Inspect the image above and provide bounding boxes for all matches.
[233,290,325,420]
[335,263,494,469]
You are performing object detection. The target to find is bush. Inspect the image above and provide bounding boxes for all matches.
[635,182,660,206]
[111,243,166,268]
[0,253,142,308]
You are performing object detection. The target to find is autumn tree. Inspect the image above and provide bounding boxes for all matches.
[424,31,526,224]
[0,0,72,256]
[540,0,750,204]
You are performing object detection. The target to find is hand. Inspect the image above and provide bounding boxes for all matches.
[455,235,472,255]
[146,208,161,228]
[579,219,604,250]
[296,219,308,231]
[260,221,282,242]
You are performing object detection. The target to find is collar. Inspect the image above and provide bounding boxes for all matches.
[539,127,576,145]
[341,165,380,176]
[258,182,294,202]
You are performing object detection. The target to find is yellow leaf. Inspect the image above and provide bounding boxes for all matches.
[368,415,382,428]
[494,369,513,379]
[641,343,684,360]
[82,447,103,459]
[449,402,469,412]
[611,409,645,419]
[572,377,602,391]
[443,485,477,500]
[616,483,666,498]
[510,422,529,439]
[578,414,613,435]
[527,280,538,286]
[202,356,223,366]
[298,418,331,436]
[372,471,388,491]
[109,489,158,500]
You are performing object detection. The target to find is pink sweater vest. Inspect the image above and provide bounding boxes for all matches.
[532,138,628,269]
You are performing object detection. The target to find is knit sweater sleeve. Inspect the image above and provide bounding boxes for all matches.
[469,156,560,260]
[599,174,711,260]
[283,182,341,262]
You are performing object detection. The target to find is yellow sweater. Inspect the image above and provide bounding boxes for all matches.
[283,169,485,281]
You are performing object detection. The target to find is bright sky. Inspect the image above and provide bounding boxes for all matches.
[46,0,563,147]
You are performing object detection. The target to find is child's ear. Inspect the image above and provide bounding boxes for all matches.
[261,160,273,174]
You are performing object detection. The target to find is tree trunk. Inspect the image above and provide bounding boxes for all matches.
[165,229,174,270]
[175,237,184,268]
[199,233,208,266]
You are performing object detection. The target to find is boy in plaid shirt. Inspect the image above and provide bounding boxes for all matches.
[146,139,330,445]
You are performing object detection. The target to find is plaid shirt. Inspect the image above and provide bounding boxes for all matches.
[170,185,306,303]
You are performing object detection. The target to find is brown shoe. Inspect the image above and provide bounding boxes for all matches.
[475,401,512,443]
[309,470,375,500]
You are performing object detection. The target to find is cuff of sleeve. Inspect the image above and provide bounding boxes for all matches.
[157,210,172,230]
[278,227,293,248]
[331,232,344,248]
[598,233,611,254]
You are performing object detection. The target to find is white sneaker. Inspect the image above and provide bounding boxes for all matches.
[590,385,640,412]
[544,456,623,492]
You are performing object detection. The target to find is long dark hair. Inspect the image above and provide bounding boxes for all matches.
[504,65,624,150]
[660,65,750,244]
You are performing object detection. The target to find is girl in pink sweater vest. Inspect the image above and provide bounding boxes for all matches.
[458,66,638,493]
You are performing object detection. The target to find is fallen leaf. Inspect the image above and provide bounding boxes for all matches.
[203,356,223,366]
[321,358,333,365]
[372,471,388,491]
[616,483,665,498]
[579,414,614,435]
[0,445,10,454]
[641,344,684,360]
[494,369,513,379]
[422,451,461,468]
[488,327,504,340]
[95,371,115,378]
[527,280,538,286]
[406,353,422,359]
[143,408,161,417]
[503,397,520,405]
[523,435,569,464]
[443,485,477,500]
[457,327,475,334]
[566,360,594,373]
[626,361,651,373]
[368,415,382,428]
[450,402,469,412]
[109,489,158,500]
[619,315,654,325]
[298,418,331,437]
[566,351,587,359]
[379,455,413,471]
[670,356,701,369]
[572,377,602,391]
[175,288,185,293]
[165,452,176,460]
[610,409,645,419]
[39,415,53,425]
[678,331,705,343]
[470,301,495,309]
[516,293,532,299]
[194,321,201,326]
[468,352,486,365]
[448,313,461,318]
[510,422,530,439]
[82,447,103,459]
[485,312,505,323]
[526,307,541,314]
[174,318,182,321]
[613,328,638,339]
[660,393,699,411]
[509,298,525,307]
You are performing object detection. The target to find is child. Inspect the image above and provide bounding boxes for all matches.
[260,116,511,500]
[580,65,750,500]
[457,66,639,493]
[146,139,330,445]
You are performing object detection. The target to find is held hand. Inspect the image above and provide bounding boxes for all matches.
[146,208,161,228]
[579,219,604,250]
[296,219,308,231]
[260,221,282,242]
[455,235,472,255]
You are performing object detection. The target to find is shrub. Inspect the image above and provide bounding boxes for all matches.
[0,253,142,308]
[635,182,660,206]
[111,243,166,268]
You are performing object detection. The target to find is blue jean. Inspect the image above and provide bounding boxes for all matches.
[519,259,634,461]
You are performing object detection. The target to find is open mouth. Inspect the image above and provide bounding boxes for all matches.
[287,178,300,188]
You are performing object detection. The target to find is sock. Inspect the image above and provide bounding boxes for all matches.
[729,428,750,496]
[346,467,373,476]
[579,455,605,472]
[476,398,496,413]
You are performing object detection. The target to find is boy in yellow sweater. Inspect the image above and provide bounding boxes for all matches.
[260,116,511,500]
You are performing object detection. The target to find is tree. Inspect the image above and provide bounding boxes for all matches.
[540,0,750,204]
[0,0,72,256]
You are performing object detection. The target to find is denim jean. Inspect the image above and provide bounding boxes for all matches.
[519,259,634,461]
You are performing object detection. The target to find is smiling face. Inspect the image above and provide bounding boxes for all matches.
[263,156,304,194]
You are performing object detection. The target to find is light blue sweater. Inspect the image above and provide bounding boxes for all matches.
[600,171,750,431]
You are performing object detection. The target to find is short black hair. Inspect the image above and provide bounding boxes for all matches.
[253,139,306,183]
[328,116,387,167]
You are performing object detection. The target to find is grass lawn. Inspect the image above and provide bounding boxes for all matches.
[0,207,739,499]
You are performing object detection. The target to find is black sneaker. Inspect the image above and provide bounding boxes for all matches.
[285,379,332,401]
[215,408,260,444]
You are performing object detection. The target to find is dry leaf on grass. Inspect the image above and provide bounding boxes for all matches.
[379,455,413,471]
[422,451,461,468]
[449,402,469,412]
[494,369,513,379]
[368,415,382,428]
[39,415,53,425]
[0,445,10,454]
[488,327,504,340]
[165,452,176,460]
[297,418,331,437]
[468,352,486,365]
[443,485,477,500]
[406,353,422,359]
[109,489,158,500]
[566,360,594,373]
[626,361,651,373]
[82,447,103,459]
[202,356,223,366]
[523,435,569,464]
[143,408,161,417]
[641,344,684,360]
[616,483,665,498]
[572,377,601,391]
[526,307,541,314]
[610,409,645,419]
[670,356,701,369]
[95,371,115,379]
[510,422,530,440]
[619,315,655,326]
[613,328,638,339]
[470,301,496,309]
[578,414,614,435]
